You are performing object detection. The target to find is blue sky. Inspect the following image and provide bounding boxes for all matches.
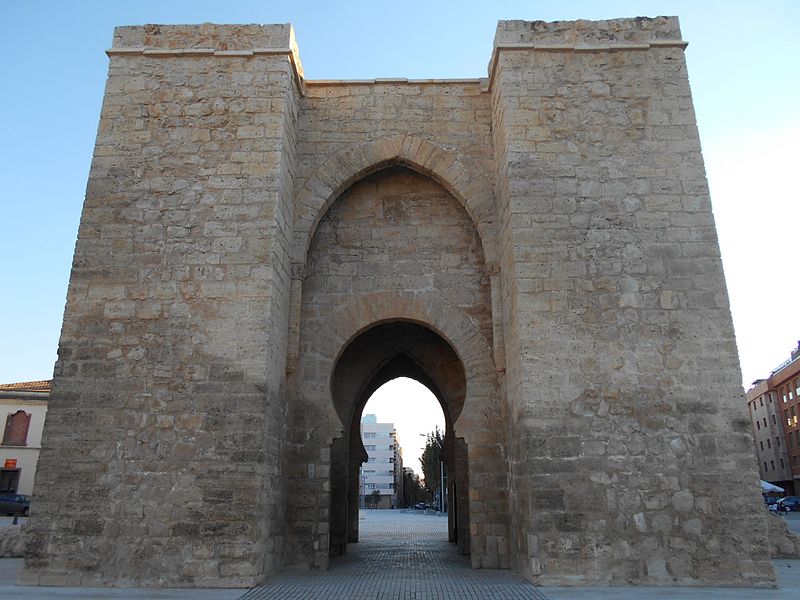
[1,0,798,402]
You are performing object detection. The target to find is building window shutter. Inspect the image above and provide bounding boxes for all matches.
[2,411,31,446]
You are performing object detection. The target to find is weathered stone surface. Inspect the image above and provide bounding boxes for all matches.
[22,16,774,589]
[767,513,800,558]
[0,526,25,558]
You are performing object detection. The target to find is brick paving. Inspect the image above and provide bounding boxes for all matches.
[238,509,550,599]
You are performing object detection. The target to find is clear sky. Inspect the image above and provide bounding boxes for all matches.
[1,1,798,420]
[363,378,445,476]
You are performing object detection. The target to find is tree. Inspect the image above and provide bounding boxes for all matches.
[369,489,381,508]
[419,426,443,502]
[402,467,425,507]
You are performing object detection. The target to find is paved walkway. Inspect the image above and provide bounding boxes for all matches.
[240,509,548,599]
[1,510,799,599]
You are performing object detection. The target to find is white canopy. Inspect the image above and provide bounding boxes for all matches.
[761,480,785,493]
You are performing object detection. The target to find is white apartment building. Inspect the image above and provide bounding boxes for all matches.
[359,414,403,508]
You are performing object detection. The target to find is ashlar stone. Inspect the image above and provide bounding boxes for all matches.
[21,16,774,590]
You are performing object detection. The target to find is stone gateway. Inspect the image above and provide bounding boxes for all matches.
[23,17,774,588]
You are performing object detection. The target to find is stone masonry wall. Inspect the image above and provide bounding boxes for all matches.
[24,16,775,589]
[491,17,774,585]
[297,80,493,197]
[22,25,300,587]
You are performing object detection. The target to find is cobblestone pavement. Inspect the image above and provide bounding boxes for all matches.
[238,509,550,600]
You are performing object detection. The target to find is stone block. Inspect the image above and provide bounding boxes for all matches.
[25,15,773,590]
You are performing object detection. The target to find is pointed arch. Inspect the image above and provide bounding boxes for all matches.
[291,135,498,267]
[319,290,500,443]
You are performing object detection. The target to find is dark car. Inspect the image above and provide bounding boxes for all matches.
[0,494,30,516]
[414,502,431,510]
[776,496,800,512]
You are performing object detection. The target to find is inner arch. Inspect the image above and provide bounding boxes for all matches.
[328,321,471,557]
[331,322,466,432]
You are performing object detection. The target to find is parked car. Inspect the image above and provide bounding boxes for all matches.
[414,502,432,510]
[0,494,30,516]
[776,496,800,512]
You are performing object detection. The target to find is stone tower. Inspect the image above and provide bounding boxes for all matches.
[22,17,774,588]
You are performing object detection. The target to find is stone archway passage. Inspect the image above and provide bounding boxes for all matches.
[329,321,470,557]
[285,164,510,571]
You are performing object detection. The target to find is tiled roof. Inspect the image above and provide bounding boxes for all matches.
[0,380,51,393]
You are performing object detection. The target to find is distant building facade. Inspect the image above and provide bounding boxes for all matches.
[0,380,49,495]
[746,342,800,494]
[359,414,403,508]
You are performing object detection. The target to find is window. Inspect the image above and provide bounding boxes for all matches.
[795,380,800,396]
[773,414,778,425]
[771,460,775,470]
[760,397,764,407]
[365,445,376,451]
[757,420,761,430]
[769,393,773,403]
[781,458,785,468]
[2,411,31,446]
[764,417,768,427]
[796,430,800,446]
[777,436,781,447]
[767,438,771,449]
[764,461,768,471]
[760,441,764,451]
[363,432,376,439]
[0,469,20,494]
